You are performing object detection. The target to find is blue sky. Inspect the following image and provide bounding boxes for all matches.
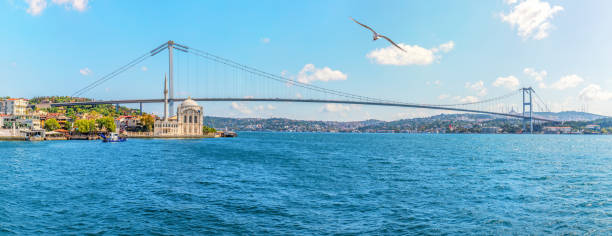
[2,0,612,121]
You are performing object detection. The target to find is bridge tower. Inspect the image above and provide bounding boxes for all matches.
[168,40,175,117]
[522,87,534,134]
[163,74,169,121]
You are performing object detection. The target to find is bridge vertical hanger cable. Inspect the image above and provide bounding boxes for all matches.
[69,41,557,122]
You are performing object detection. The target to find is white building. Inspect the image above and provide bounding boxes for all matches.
[154,99,204,136]
[153,77,204,136]
[543,126,572,134]
[481,127,501,134]
[0,99,28,115]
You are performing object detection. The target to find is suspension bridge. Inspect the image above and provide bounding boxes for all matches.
[51,40,557,133]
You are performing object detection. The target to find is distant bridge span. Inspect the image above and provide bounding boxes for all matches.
[50,97,557,122]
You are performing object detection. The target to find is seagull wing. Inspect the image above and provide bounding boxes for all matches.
[379,35,406,52]
[351,18,378,35]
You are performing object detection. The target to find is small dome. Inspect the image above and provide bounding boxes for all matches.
[181,98,198,107]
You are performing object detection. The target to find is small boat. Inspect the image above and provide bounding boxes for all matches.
[100,133,127,142]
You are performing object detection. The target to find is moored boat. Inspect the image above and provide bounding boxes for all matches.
[100,133,127,142]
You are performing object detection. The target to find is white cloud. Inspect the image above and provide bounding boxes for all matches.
[550,74,584,90]
[505,0,518,4]
[523,67,547,88]
[501,0,563,40]
[141,66,148,71]
[426,80,442,86]
[578,84,612,102]
[493,75,520,90]
[366,41,454,66]
[52,0,88,12]
[230,102,252,114]
[260,37,270,44]
[461,96,478,103]
[24,0,88,15]
[254,104,277,111]
[79,67,91,76]
[432,41,455,53]
[320,104,354,113]
[297,64,347,84]
[25,0,47,15]
[465,80,487,96]
[438,94,450,100]
[523,68,546,81]
[458,96,479,103]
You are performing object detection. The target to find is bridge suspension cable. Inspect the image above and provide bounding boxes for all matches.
[71,42,168,98]
[176,44,398,104]
[428,89,521,107]
[67,40,556,122]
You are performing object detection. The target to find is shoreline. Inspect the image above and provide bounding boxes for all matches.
[0,134,218,141]
[0,136,27,141]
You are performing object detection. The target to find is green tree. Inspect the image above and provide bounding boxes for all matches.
[75,119,96,134]
[141,114,155,131]
[96,116,116,132]
[202,125,216,134]
[65,121,73,131]
[44,118,60,131]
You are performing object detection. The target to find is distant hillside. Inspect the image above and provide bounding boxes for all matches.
[533,111,607,121]
[204,111,608,132]
[204,116,384,132]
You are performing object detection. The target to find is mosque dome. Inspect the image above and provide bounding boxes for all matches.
[180,98,198,107]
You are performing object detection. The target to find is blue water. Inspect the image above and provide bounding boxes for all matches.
[1,133,611,235]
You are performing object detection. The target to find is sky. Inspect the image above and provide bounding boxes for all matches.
[2,0,612,121]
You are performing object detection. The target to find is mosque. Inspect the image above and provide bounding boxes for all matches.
[153,76,204,136]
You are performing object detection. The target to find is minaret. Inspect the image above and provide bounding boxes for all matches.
[164,74,169,121]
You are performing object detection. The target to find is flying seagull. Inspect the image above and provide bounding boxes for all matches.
[351,18,406,52]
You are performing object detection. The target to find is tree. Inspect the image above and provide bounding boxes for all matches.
[141,114,155,131]
[44,118,60,131]
[96,116,116,132]
[202,125,216,134]
[65,121,73,131]
[75,119,96,134]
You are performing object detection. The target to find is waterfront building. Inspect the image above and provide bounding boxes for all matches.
[154,99,204,136]
[0,98,28,115]
[543,126,572,134]
[153,76,204,136]
[115,115,141,131]
[481,127,501,134]
[40,113,69,130]
[585,124,601,131]
[16,116,42,130]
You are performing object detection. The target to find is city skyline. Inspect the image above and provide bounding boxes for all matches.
[2,0,612,121]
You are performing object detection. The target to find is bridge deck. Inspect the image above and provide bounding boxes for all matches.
[50,98,557,122]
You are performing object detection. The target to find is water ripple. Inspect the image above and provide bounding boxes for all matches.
[1,133,611,234]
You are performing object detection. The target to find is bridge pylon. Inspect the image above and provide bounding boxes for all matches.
[522,87,534,134]
[168,40,174,117]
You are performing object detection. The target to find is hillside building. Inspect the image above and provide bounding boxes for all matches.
[0,98,28,115]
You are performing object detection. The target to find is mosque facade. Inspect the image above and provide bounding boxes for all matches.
[153,76,204,136]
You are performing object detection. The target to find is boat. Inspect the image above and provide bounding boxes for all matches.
[100,133,127,142]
